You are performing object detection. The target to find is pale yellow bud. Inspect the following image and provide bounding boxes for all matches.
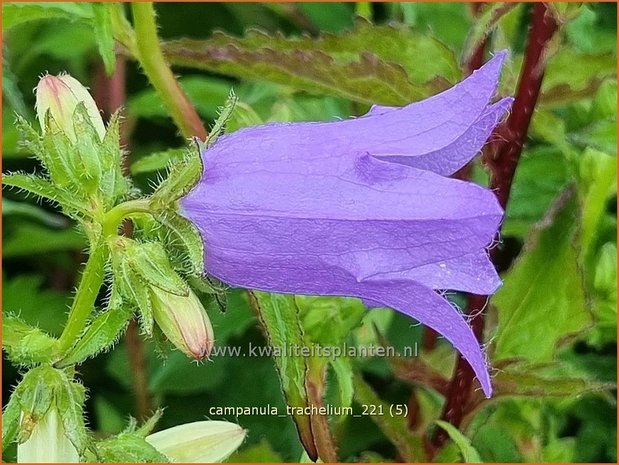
[150,288,214,360]
[35,74,105,142]
[146,421,246,463]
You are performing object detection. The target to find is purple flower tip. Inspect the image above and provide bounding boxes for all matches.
[181,51,512,397]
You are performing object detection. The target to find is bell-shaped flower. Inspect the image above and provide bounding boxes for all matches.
[181,51,513,397]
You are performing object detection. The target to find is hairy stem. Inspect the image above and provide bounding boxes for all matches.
[434,2,558,447]
[57,243,108,354]
[131,3,207,140]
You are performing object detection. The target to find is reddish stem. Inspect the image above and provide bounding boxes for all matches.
[433,2,558,447]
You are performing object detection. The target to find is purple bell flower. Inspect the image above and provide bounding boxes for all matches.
[181,51,513,397]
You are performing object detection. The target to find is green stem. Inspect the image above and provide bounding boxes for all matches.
[56,199,152,355]
[131,3,207,140]
[57,243,108,354]
[102,199,151,236]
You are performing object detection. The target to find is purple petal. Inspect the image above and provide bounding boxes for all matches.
[197,51,507,173]
[371,97,513,175]
[370,250,501,295]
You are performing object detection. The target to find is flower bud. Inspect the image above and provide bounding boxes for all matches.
[150,287,214,360]
[146,421,246,463]
[35,73,105,143]
[17,408,80,463]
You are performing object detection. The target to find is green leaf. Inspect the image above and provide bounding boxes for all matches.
[2,314,59,365]
[92,3,116,75]
[463,3,518,65]
[435,420,482,463]
[577,148,617,253]
[130,148,186,174]
[2,198,68,228]
[3,222,85,258]
[490,360,615,399]
[2,2,93,30]
[352,371,424,461]
[493,187,593,362]
[2,45,28,116]
[503,147,571,237]
[2,275,71,337]
[57,305,132,367]
[541,50,616,106]
[249,291,317,461]
[127,76,232,121]
[162,19,460,106]
[2,172,85,214]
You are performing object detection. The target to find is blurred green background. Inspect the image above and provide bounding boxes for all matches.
[2,2,617,462]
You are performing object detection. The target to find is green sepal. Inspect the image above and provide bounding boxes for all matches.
[155,209,205,275]
[71,102,104,192]
[2,314,59,366]
[8,366,87,455]
[206,89,238,148]
[126,242,189,297]
[115,254,155,336]
[93,432,169,463]
[99,111,132,207]
[149,150,202,210]
[189,275,228,314]
[40,112,83,189]
[56,302,132,367]
[2,388,23,446]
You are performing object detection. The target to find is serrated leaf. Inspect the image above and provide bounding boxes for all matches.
[435,420,482,463]
[57,305,132,367]
[249,291,317,461]
[92,3,116,75]
[492,360,615,398]
[541,50,616,106]
[2,2,93,30]
[493,187,592,362]
[162,20,460,106]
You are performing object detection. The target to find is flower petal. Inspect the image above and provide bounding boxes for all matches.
[370,249,501,295]
[359,279,492,397]
[371,97,513,175]
[196,51,507,172]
